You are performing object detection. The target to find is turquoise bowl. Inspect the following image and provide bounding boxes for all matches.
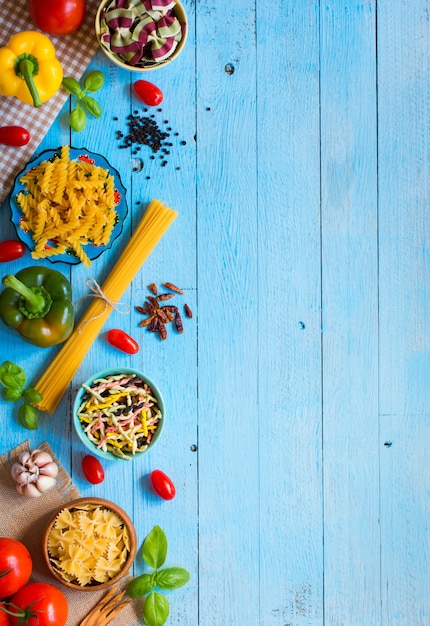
[73,368,165,461]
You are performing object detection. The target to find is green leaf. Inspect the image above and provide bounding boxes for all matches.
[22,387,43,404]
[83,70,105,93]
[70,107,87,132]
[0,361,26,389]
[127,574,155,598]
[81,95,102,118]
[17,404,38,430]
[62,76,83,97]
[155,567,190,590]
[2,387,22,402]
[142,592,170,626]
[143,526,168,569]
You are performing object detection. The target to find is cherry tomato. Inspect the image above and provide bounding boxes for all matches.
[133,80,164,106]
[150,470,176,500]
[0,127,30,147]
[0,604,11,626]
[0,538,32,600]
[28,0,86,35]
[82,455,105,484]
[8,583,68,626]
[106,329,139,354]
[0,241,26,263]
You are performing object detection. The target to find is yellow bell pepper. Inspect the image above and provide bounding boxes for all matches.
[0,31,63,108]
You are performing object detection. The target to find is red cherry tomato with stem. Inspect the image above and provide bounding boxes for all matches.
[82,455,105,484]
[106,329,139,354]
[0,604,10,626]
[150,470,176,500]
[0,538,32,599]
[0,127,30,147]
[0,241,26,263]
[28,0,86,35]
[133,80,164,107]
[8,583,68,626]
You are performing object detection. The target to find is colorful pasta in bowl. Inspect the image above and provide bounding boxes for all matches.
[9,145,128,267]
[73,368,165,461]
[42,497,137,591]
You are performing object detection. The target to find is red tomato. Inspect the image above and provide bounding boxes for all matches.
[0,538,32,599]
[28,0,86,35]
[133,80,164,106]
[82,455,105,484]
[106,329,139,354]
[0,127,30,147]
[0,604,10,626]
[150,470,176,500]
[0,241,26,263]
[8,583,67,626]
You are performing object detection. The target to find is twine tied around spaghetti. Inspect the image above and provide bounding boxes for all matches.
[75,278,130,331]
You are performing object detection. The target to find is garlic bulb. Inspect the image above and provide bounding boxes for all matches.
[11,449,58,497]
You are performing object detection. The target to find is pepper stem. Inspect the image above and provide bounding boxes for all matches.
[15,54,42,108]
[2,275,51,317]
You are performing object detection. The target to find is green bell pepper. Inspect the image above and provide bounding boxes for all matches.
[0,266,74,347]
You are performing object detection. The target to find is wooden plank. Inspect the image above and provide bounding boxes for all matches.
[320,2,380,623]
[380,416,430,624]
[378,2,430,623]
[195,1,259,623]
[256,2,323,624]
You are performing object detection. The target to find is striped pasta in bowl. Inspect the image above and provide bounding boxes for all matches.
[73,368,165,460]
[9,146,128,267]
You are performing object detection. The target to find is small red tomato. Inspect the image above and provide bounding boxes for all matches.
[150,470,176,500]
[82,455,104,484]
[0,537,32,599]
[28,0,86,35]
[0,605,10,626]
[0,241,26,263]
[0,127,30,147]
[133,80,164,106]
[106,329,139,354]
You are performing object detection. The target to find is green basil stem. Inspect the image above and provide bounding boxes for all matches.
[2,275,51,317]
[15,55,42,107]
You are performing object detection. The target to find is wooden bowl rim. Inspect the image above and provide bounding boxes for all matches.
[42,497,137,592]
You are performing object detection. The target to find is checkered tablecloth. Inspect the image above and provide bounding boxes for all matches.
[0,0,101,205]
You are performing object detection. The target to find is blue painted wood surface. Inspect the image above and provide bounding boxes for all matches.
[1,1,429,624]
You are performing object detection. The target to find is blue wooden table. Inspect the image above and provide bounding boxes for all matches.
[1,1,430,624]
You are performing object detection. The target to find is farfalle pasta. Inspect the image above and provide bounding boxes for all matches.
[47,503,131,586]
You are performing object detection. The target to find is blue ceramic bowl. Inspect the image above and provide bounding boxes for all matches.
[9,146,128,266]
[73,368,165,461]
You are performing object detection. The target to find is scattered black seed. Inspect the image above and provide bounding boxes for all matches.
[167,127,172,131]
[164,120,169,124]
[161,161,167,166]
[181,140,186,145]
[174,132,179,136]
[146,176,151,179]
[206,107,211,111]
[134,110,139,114]
[157,108,162,112]
[150,155,155,159]
[113,116,118,120]
[176,166,181,170]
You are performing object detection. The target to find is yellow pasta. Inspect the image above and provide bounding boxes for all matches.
[34,199,178,414]
[47,504,130,587]
[15,145,121,267]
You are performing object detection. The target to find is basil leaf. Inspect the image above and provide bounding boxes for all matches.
[2,387,22,402]
[83,70,105,93]
[127,573,155,598]
[62,76,83,97]
[22,387,43,404]
[18,404,38,430]
[143,526,168,569]
[70,107,87,132]
[0,361,26,389]
[142,591,170,626]
[81,96,102,118]
[155,567,190,590]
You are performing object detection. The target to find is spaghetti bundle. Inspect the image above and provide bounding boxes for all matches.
[34,199,178,414]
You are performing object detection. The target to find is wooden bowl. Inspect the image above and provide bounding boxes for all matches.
[42,497,137,592]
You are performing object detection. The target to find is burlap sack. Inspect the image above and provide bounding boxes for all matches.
[0,441,143,625]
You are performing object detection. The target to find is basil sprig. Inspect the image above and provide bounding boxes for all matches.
[127,525,190,626]
[0,361,42,430]
[62,70,105,132]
